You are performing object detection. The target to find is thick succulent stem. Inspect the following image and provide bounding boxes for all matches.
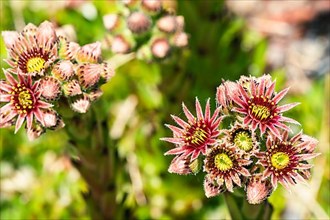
[224,191,273,220]
[63,99,121,220]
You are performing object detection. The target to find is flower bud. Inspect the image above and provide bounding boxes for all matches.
[246,176,272,204]
[103,14,120,32]
[157,15,177,33]
[141,0,162,13]
[168,155,192,175]
[70,95,91,113]
[127,12,152,34]
[52,60,74,81]
[27,124,45,141]
[111,35,131,54]
[173,32,188,48]
[39,76,61,101]
[77,63,101,89]
[76,42,102,63]
[58,36,80,60]
[63,80,82,97]
[151,38,170,58]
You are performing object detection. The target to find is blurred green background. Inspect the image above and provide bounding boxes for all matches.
[1,0,329,219]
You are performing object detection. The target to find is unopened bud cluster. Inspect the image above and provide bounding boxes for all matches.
[1,21,114,140]
[161,75,319,204]
[103,0,188,61]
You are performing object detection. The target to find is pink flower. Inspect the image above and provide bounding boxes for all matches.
[231,75,300,139]
[151,38,170,59]
[256,131,320,190]
[161,98,222,161]
[204,142,251,193]
[2,21,58,76]
[223,122,259,155]
[0,71,53,133]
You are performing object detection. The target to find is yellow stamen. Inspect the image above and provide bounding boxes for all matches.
[251,104,270,120]
[26,57,45,73]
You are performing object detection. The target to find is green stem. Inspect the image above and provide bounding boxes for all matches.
[224,191,273,220]
[63,100,120,220]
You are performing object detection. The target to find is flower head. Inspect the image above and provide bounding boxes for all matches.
[2,21,58,76]
[223,122,259,155]
[231,75,300,139]
[162,98,222,161]
[204,142,251,193]
[256,131,320,190]
[0,71,53,133]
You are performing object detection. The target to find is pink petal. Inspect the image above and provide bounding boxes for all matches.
[0,81,11,92]
[232,107,247,114]
[4,70,18,85]
[195,98,204,121]
[165,124,183,135]
[258,77,266,96]
[238,84,250,103]
[279,116,301,125]
[296,153,321,160]
[237,167,250,177]
[210,107,220,122]
[160,137,183,144]
[0,94,11,102]
[266,124,281,140]
[14,114,26,133]
[37,100,53,109]
[262,168,272,180]
[33,108,45,126]
[182,102,195,123]
[164,146,189,155]
[26,114,33,130]
[273,87,290,104]
[265,81,276,98]
[37,21,57,47]
[270,174,278,189]
[225,176,234,192]
[204,98,211,121]
[171,115,189,128]
[231,172,241,187]
[2,31,19,49]
[260,123,267,134]
[190,149,201,161]
[243,117,252,126]
[277,103,300,113]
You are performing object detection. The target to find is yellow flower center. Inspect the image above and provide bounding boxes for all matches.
[214,153,233,171]
[271,152,290,170]
[185,126,208,147]
[11,84,34,114]
[234,130,253,151]
[26,57,45,73]
[251,104,270,120]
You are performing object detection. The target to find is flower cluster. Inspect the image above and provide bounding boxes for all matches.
[1,21,114,139]
[103,0,188,61]
[161,75,319,204]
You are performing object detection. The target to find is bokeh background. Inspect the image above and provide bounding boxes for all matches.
[1,0,329,219]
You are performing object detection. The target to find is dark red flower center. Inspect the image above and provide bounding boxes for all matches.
[18,47,50,73]
[10,84,35,114]
[248,96,277,121]
[184,121,210,148]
